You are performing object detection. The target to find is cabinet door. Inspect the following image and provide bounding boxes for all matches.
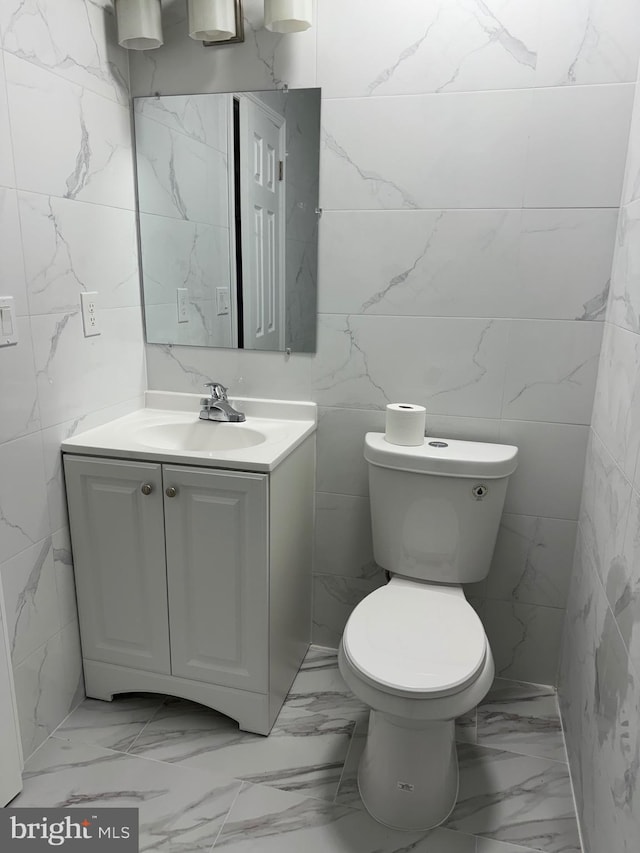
[64,456,171,674]
[163,466,269,692]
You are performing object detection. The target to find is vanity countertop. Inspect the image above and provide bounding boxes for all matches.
[61,392,317,473]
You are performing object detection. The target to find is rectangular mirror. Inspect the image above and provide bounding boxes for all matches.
[133,88,320,353]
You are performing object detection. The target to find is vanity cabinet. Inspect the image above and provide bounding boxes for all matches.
[63,439,313,735]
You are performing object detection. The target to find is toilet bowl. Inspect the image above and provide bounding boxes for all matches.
[339,577,494,830]
[339,432,517,830]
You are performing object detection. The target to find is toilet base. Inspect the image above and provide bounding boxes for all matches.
[357,711,458,831]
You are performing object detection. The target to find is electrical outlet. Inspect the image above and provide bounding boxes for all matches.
[81,291,100,337]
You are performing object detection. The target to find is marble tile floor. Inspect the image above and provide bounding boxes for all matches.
[9,646,582,853]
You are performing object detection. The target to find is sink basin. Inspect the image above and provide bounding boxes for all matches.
[60,393,317,472]
[135,421,267,452]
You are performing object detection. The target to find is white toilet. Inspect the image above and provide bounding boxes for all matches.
[338,432,518,831]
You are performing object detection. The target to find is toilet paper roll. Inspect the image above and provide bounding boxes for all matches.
[384,403,426,446]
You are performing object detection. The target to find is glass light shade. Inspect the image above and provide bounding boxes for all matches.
[188,0,237,41]
[115,0,163,50]
[264,0,312,33]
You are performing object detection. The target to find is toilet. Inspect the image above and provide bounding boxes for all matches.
[338,432,518,831]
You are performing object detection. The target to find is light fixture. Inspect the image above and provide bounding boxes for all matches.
[264,0,312,33]
[189,0,242,43]
[116,0,313,50]
[114,0,163,50]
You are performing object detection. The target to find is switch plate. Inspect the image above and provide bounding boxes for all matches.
[80,291,100,337]
[216,287,230,316]
[177,288,189,323]
[0,297,18,346]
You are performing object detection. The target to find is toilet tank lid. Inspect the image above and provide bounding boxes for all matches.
[365,433,518,479]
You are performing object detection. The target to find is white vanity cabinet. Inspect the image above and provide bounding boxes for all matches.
[63,436,313,736]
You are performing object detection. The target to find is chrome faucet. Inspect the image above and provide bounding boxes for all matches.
[199,382,246,422]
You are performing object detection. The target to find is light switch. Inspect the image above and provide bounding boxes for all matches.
[216,287,230,316]
[0,297,18,347]
[177,288,189,323]
[1,307,13,336]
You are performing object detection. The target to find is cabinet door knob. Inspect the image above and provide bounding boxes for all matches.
[165,486,178,498]
[141,483,153,496]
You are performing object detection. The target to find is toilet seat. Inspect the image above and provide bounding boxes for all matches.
[342,580,486,700]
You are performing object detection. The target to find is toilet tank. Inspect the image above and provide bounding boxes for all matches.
[364,433,518,584]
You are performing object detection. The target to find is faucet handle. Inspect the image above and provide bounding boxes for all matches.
[204,381,228,401]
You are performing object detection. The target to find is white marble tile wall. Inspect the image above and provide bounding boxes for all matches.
[135,111,228,225]
[558,56,640,853]
[132,0,640,686]
[0,3,145,759]
[134,95,233,347]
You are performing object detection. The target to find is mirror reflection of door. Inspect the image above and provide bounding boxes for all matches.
[237,95,285,352]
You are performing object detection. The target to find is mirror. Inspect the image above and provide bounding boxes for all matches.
[133,88,320,352]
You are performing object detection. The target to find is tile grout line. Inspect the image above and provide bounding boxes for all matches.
[468,740,570,765]
[209,779,246,851]
[48,732,127,757]
[331,717,361,806]
[555,693,587,853]
[124,696,169,755]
